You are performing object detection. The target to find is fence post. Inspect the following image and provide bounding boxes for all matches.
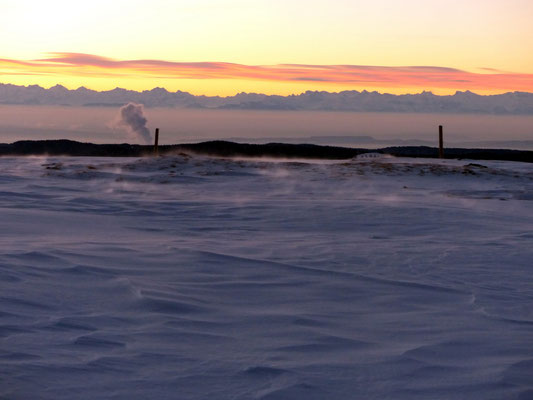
[154,128,159,156]
[439,125,444,159]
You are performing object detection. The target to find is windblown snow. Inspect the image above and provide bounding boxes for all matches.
[1,154,532,400]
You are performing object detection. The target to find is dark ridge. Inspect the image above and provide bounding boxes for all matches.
[382,146,533,163]
[0,139,532,163]
[0,140,146,157]
[157,141,533,163]
[176,141,362,159]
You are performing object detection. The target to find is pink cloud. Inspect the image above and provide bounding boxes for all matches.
[1,52,532,92]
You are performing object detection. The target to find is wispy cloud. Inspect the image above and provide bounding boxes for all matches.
[1,52,532,92]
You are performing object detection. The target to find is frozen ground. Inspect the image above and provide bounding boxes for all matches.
[1,154,532,400]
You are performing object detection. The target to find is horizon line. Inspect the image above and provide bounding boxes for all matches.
[2,81,533,98]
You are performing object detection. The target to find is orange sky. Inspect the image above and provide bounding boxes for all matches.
[2,53,533,95]
[1,0,532,95]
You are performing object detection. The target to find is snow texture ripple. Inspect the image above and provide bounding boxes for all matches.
[1,155,532,400]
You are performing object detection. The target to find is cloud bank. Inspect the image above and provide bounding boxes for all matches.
[1,53,532,93]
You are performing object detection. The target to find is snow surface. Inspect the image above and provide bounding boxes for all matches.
[1,154,532,400]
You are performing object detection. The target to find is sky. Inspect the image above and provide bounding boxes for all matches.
[1,0,533,95]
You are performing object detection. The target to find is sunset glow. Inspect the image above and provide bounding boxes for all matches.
[1,0,533,95]
[2,53,533,95]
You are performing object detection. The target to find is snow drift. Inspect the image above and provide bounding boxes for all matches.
[1,155,532,400]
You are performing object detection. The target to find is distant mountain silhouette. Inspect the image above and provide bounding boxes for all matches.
[1,84,533,114]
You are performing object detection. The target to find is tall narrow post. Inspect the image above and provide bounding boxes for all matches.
[154,128,159,156]
[438,125,444,159]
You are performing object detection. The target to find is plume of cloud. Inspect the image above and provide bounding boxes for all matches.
[113,103,151,144]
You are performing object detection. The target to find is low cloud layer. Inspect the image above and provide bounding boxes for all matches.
[1,52,532,92]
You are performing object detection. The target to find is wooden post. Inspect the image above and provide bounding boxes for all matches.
[438,125,444,159]
[154,128,159,156]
